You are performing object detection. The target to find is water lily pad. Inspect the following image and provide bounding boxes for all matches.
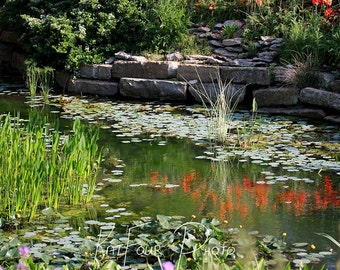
[292,242,309,248]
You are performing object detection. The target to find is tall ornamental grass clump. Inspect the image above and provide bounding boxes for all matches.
[189,76,243,145]
[0,114,101,221]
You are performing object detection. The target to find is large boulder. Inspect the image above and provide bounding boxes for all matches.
[257,107,326,119]
[119,78,187,101]
[68,79,118,96]
[188,82,246,104]
[112,61,178,79]
[253,86,300,107]
[299,87,340,111]
[177,64,220,82]
[80,64,112,80]
[220,66,270,85]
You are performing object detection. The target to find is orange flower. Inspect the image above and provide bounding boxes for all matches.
[312,0,323,5]
[324,0,332,6]
[324,7,334,18]
[256,0,263,6]
[209,1,215,10]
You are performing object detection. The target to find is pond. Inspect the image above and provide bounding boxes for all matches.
[0,79,339,269]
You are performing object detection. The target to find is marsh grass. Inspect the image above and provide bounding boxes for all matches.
[26,64,39,97]
[0,114,101,221]
[189,76,243,145]
[26,63,55,102]
[39,66,55,103]
[237,98,262,148]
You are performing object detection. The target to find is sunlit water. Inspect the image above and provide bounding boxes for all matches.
[1,82,339,267]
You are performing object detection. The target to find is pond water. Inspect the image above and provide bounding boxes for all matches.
[0,80,339,268]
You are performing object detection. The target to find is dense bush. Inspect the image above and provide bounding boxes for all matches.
[0,0,190,71]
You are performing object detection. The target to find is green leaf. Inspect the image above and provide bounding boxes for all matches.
[157,215,171,230]
[41,207,54,216]
[175,254,187,270]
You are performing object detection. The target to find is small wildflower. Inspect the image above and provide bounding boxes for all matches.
[282,232,287,237]
[208,2,216,10]
[191,214,196,219]
[187,257,192,261]
[324,7,334,19]
[239,225,243,228]
[18,246,30,259]
[17,263,29,270]
[8,236,13,240]
[311,244,316,250]
[223,220,228,224]
[162,261,175,270]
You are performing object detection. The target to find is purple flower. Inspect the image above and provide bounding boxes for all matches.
[16,263,29,270]
[18,246,30,258]
[162,261,175,270]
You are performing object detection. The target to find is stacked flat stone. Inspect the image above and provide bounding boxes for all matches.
[187,20,283,67]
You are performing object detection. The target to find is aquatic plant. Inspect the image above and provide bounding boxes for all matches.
[316,232,340,248]
[0,114,101,221]
[39,66,55,103]
[189,75,243,146]
[25,62,39,97]
[26,64,55,102]
[0,215,331,269]
[237,98,262,148]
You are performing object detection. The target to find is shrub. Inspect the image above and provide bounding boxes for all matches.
[0,0,190,71]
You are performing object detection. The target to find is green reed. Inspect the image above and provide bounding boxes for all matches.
[25,63,55,102]
[26,64,39,97]
[39,66,55,102]
[0,114,101,221]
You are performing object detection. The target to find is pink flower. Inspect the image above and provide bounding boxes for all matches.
[17,263,28,270]
[18,246,30,258]
[162,261,175,270]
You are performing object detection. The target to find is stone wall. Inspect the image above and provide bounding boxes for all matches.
[55,52,340,123]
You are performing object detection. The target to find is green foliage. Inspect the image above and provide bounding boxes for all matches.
[242,0,340,68]
[143,0,190,54]
[186,0,246,26]
[222,24,239,39]
[0,0,190,71]
[0,114,101,221]
[25,61,55,101]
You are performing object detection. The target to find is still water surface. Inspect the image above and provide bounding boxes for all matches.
[0,85,339,264]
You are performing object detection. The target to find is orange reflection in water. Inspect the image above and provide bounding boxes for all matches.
[149,170,340,220]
